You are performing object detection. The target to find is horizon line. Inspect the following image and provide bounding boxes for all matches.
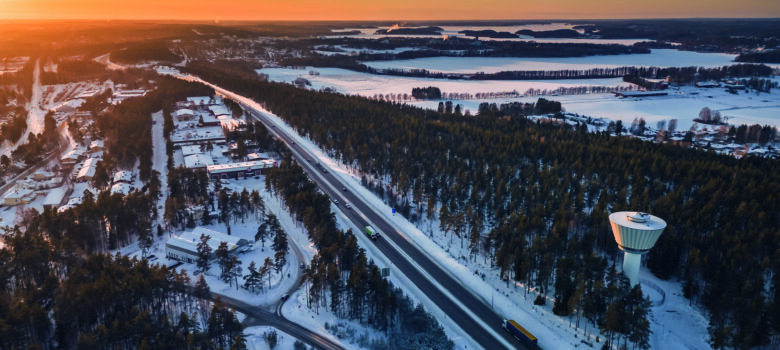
[1,16,780,23]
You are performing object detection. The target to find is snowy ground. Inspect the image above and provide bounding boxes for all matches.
[362,49,737,74]
[244,326,298,350]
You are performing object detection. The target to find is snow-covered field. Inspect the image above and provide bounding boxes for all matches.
[258,67,632,97]
[363,49,737,74]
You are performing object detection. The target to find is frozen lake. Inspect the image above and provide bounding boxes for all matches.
[258,66,780,131]
[258,67,632,97]
[362,49,738,74]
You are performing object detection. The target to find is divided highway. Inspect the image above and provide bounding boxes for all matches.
[239,105,526,350]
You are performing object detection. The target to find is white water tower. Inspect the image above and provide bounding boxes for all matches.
[609,212,667,286]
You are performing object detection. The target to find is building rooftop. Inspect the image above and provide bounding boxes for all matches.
[609,211,667,231]
[184,154,214,169]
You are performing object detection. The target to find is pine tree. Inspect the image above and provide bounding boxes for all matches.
[137,220,153,258]
[196,234,212,273]
[215,241,231,282]
[272,231,288,278]
[243,261,263,293]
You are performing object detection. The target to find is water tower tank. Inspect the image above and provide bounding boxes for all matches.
[609,212,666,286]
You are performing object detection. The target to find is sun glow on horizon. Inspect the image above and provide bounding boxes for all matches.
[1,0,780,21]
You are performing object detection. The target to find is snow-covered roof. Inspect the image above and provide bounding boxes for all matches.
[77,158,99,179]
[176,108,194,116]
[181,145,203,156]
[166,227,248,255]
[4,184,32,200]
[206,160,277,174]
[187,96,212,105]
[246,152,270,160]
[110,183,132,195]
[208,105,231,116]
[42,187,66,206]
[184,154,214,169]
[199,113,220,124]
[89,139,104,150]
[113,170,133,184]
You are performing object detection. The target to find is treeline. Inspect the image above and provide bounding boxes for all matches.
[0,228,245,349]
[477,98,562,117]
[182,61,780,349]
[636,64,773,85]
[264,154,453,349]
[411,86,441,100]
[40,59,110,84]
[622,75,667,91]
[370,64,773,82]
[110,40,182,65]
[736,49,780,64]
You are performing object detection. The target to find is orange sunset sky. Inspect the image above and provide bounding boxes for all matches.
[1,0,780,20]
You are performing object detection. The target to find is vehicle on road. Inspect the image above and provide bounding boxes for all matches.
[364,226,380,240]
[281,294,290,301]
[345,202,352,209]
[342,187,347,191]
[502,319,537,348]
[331,198,339,204]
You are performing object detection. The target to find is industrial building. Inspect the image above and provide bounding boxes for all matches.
[206,159,277,180]
[165,227,249,263]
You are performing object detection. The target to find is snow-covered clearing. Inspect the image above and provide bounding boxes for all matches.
[363,49,737,74]
[258,67,631,97]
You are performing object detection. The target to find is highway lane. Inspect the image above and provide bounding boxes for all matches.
[240,106,527,350]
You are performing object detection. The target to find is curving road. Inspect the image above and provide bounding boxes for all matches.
[212,292,345,350]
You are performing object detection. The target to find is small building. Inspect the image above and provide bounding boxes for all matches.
[614,91,669,98]
[246,152,270,161]
[176,108,194,121]
[113,170,133,184]
[198,113,221,127]
[76,158,99,182]
[89,140,104,153]
[208,105,231,117]
[206,160,278,180]
[31,170,55,181]
[110,182,132,195]
[165,227,249,263]
[184,154,214,170]
[3,185,34,206]
[186,96,213,107]
[42,188,66,211]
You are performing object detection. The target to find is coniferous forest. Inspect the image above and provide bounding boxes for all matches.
[184,61,780,349]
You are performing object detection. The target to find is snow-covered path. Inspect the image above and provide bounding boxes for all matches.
[0,59,44,156]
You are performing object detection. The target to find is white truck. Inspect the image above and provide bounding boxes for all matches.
[364,226,380,240]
